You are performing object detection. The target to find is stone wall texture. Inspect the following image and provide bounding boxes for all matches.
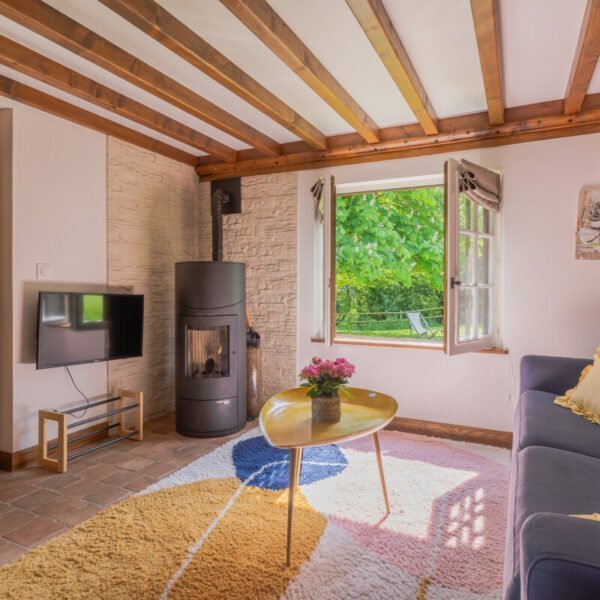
[198,173,298,401]
[108,138,297,419]
[107,138,205,418]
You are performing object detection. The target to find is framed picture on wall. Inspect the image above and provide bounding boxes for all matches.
[576,186,600,260]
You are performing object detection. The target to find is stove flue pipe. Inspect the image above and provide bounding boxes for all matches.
[211,188,230,261]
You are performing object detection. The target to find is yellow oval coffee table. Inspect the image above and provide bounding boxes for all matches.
[259,386,398,566]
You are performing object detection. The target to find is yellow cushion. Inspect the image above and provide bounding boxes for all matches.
[555,347,600,425]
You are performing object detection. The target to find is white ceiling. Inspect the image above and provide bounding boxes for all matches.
[0,0,597,158]
[500,0,590,107]
[381,0,487,118]
[156,0,354,136]
[267,0,416,128]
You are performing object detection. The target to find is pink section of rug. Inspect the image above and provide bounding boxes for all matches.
[333,433,510,595]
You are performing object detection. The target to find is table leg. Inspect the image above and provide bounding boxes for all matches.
[373,431,390,515]
[286,447,303,567]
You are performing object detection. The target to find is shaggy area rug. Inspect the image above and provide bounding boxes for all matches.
[0,429,510,599]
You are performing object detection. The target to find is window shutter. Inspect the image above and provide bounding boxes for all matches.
[328,176,337,343]
[445,159,499,355]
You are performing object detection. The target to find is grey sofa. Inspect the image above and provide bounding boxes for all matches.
[504,355,600,600]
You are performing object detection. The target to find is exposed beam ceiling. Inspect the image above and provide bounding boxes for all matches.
[0,0,597,180]
[470,0,504,125]
[0,35,236,162]
[220,0,381,144]
[346,0,438,135]
[0,73,197,164]
[0,0,280,157]
[564,0,600,115]
[98,0,328,151]
[196,94,600,180]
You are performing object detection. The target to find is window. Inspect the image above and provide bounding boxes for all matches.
[333,184,445,345]
[328,163,501,353]
[445,159,499,354]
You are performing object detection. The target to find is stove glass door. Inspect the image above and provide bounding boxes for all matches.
[178,315,238,400]
[185,324,230,378]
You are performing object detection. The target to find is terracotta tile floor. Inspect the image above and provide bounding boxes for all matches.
[0,413,257,567]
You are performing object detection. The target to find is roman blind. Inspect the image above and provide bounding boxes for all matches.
[458,159,502,211]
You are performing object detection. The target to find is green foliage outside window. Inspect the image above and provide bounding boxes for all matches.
[335,187,444,339]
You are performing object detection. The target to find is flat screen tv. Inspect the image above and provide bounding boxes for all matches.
[36,291,144,370]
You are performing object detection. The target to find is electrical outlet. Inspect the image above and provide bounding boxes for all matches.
[36,263,53,280]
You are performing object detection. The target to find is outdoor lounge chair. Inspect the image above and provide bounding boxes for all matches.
[406,311,441,338]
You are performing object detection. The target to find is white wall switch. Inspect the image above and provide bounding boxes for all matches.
[36,263,53,280]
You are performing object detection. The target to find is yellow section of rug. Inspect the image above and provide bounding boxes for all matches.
[0,478,326,600]
[170,484,326,599]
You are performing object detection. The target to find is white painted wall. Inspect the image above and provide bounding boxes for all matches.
[0,109,13,454]
[0,98,108,452]
[1,101,598,451]
[297,134,600,432]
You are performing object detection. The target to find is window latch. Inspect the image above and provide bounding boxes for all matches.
[450,277,462,289]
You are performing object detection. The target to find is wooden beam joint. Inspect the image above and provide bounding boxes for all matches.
[564,0,600,114]
[195,94,600,180]
[0,0,279,157]
[220,0,381,144]
[0,74,199,165]
[470,0,504,125]
[0,34,237,162]
[99,0,328,150]
[346,0,439,135]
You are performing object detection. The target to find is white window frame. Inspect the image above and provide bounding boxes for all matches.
[320,167,502,353]
[311,186,326,341]
[444,159,500,355]
[330,174,444,346]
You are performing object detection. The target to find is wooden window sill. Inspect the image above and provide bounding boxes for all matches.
[313,336,508,354]
[476,347,509,355]
[334,337,443,350]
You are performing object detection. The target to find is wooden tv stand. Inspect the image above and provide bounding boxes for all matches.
[38,390,143,473]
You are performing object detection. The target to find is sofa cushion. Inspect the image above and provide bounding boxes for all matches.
[505,446,600,600]
[555,346,600,426]
[516,390,600,459]
[520,513,600,600]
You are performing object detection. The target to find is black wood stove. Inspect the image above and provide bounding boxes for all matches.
[175,261,246,437]
[175,179,246,437]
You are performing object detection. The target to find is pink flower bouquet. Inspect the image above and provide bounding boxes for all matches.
[299,357,356,398]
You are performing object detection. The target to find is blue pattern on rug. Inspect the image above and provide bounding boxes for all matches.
[232,435,347,490]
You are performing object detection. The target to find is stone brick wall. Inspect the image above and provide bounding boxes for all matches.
[107,138,206,418]
[107,137,297,418]
[198,173,298,401]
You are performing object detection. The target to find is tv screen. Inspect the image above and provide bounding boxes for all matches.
[36,292,144,370]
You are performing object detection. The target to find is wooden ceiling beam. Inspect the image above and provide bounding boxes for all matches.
[470,0,504,125]
[346,0,438,135]
[0,0,281,157]
[220,0,380,144]
[0,74,198,165]
[564,0,600,115]
[196,94,600,180]
[0,35,237,162]
[99,0,328,151]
